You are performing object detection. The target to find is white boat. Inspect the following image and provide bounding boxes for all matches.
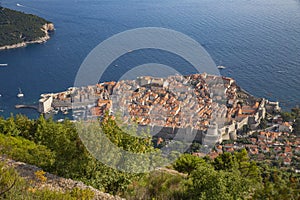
[17,88,24,98]
[61,107,69,114]
[0,64,8,67]
[63,111,69,115]
[217,65,226,69]
[53,108,59,114]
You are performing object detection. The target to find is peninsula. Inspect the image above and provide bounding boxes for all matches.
[0,7,54,50]
[36,73,280,143]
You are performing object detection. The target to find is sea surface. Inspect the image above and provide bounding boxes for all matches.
[0,0,300,118]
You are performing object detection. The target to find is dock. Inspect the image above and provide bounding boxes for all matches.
[15,104,38,110]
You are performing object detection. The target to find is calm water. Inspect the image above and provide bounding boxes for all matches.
[0,0,300,118]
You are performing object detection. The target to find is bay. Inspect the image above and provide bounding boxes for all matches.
[0,0,300,118]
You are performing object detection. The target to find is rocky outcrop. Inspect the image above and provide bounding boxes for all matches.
[0,23,55,51]
[0,156,124,200]
[46,23,55,31]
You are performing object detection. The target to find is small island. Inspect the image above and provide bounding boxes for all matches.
[0,7,54,50]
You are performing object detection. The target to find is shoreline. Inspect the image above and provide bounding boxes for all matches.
[0,23,54,51]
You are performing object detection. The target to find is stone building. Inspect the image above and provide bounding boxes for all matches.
[38,95,53,113]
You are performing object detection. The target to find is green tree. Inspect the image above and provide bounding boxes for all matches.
[187,165,224,200]
[173,154,205,174]
[213,152,237,171]
[281,112,294,122]
[124,171,186,200]
[0,115,20,136]
[0,134,55,169]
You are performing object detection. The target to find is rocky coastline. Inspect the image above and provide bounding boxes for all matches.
[0,23,54,51]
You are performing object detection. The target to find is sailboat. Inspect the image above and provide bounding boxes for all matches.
[217,65,226,69]
[17,88,24,98]
[217,60,226,70]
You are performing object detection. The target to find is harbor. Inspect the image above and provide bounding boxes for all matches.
[12,73,279,143]
[35,73,233,128]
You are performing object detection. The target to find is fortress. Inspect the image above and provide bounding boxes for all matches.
[38,73,279,144]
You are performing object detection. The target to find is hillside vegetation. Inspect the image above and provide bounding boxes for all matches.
[0,160,96,200]
[0,115,299,199]
[0,7,50,47]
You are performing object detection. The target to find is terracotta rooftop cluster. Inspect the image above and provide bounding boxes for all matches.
[110,74,235,130]
[47,74,241,130]
[216,130,300,168]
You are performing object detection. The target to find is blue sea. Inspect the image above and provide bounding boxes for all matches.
[0,0,300,118]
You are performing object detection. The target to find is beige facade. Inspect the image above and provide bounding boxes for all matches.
[39,95,53,113]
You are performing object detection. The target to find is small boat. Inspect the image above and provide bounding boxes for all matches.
[61,107,69,114]
[57,119,64,123]
[217,65,226,69]
[17,88,24,98]
[16,3,22,7]
[0,64,8,67]
[53,108,59,114]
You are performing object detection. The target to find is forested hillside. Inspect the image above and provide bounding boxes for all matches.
[0,7,50,47]
[0,115,299,199]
